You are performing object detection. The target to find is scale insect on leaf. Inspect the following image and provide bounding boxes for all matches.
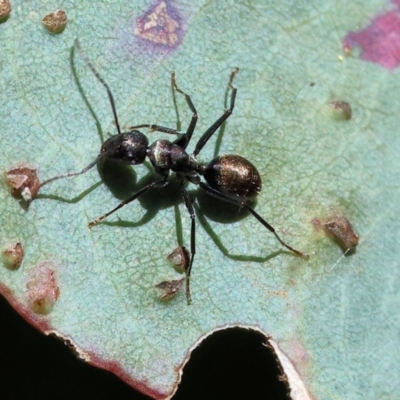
[39,39,308,304]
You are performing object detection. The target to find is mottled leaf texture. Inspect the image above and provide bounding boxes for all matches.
[0,0,399,398]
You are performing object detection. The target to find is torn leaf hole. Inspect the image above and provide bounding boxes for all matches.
[174,328,290,399]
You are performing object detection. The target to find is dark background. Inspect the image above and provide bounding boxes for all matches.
[0,294,290,399]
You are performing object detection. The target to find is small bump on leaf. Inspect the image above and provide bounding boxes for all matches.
[42,10,67,34]
[167,246,190,273]
[1,241,24,270]
[4,165,40,204]
[313,215,359,254]
[0,0,11,22]
[328,100,352,120]
[26,262,60,314]
[155,278,184,301]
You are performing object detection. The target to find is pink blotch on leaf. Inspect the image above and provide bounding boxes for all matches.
[26,262,60,315]
[135,0,183,48]
[343,6,400,70]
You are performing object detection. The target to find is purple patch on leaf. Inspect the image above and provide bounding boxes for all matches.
[135,0,184,50]
[343,3,400,70]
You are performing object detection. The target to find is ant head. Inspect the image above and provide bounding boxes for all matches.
[101,130,149,165]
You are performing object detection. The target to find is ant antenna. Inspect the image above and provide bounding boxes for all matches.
[198,182,309,260]
[192,68,239,157]
[39,41,121,190]
[228,67,240,89]
[39,155,102,189]
[74,39,122,136]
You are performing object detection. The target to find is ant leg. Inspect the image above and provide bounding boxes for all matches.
[180,182,196,304]
[128,124,182,136]
[129,72,199,148]
[171,72,198,149]
[198,182,309,260]
[75,39,122,135]
[39,155,102,189]
[193,68,239,157]
[88,178,169,228]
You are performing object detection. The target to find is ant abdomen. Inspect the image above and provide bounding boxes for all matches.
[202,154,262,199]
[101,130,148,165]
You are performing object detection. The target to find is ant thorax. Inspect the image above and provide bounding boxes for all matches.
[148,139,198,177]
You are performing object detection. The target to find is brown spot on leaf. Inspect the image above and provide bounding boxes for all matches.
[4,165,40,203]
[26,262,60,314]
[324,216,358,252]
[313,215,359,254]
[0,0,11,21]
[135,1,182,47]
[2,241,24,270]
[329,100,352,120]
[42,10,67,34]
[343,43,352,55]
[167,246,190,273]
[155,278,184,300]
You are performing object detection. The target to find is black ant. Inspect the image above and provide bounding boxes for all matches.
[39,39,309,304]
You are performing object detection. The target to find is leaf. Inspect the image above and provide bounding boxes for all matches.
[1,0,399,398]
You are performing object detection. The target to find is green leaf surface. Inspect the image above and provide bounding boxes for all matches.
[1,0,399,398]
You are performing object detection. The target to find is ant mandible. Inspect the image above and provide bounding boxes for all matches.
[39,39,309,304]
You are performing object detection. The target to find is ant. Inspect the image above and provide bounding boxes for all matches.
[39,39,309,304]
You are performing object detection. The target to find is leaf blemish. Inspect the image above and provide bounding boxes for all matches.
[1,241,24,270]
[312,215,359,254]
[0,0,11,22]
[4,165,41,205]
[343,0,400,70]
[167,246,190,274]
[328,100,352,120]
[42,10,67,34]
[155,278,184,301]
[153,247,189,300]
[134,0,184,48]
[26,262,60,315]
